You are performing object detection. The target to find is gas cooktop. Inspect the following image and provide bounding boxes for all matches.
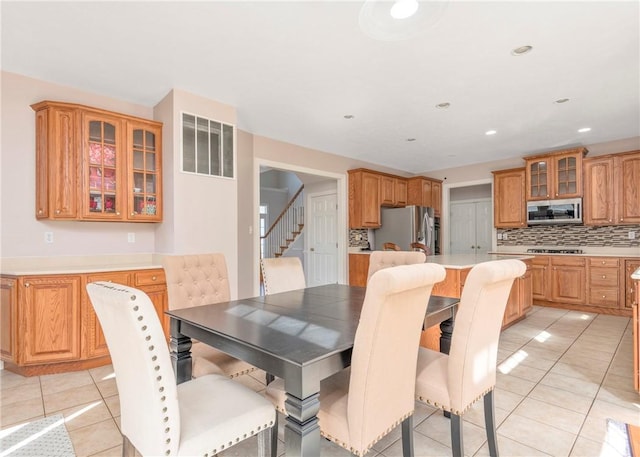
[527,248,583,254]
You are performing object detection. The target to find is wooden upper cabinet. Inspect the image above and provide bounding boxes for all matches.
[380,176,407,207]
[407,177,443,216]
[525,147,587,201]
[31,101,163,222]
[584,150,640,225]
[616,150,640,224]
[492,168,526,228]
[348,169,381,228]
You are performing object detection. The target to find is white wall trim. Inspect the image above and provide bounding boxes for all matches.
[442,178,495,254]
[254,159,347,296]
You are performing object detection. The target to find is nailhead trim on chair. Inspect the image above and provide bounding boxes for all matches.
[416,387,494,416]
[320,410,414,457]
[205,420,274,457]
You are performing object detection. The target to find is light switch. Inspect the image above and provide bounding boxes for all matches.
[44,232,54,243]
[128,233,135,243]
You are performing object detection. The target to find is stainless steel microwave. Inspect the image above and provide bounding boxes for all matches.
[526,198,582,225]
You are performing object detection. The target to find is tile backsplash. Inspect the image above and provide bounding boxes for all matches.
[497,224,640,247]
[349,229,370,248]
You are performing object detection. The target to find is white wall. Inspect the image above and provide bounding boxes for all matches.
[1,72,157,259]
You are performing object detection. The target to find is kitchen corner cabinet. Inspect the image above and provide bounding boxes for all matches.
[584,150,640,225]
[0,268,167,376]
[348,169,381,228]
[32,101,163,222]
[524,147,587,201]
[407,177,443,216]
[492,168,526,228]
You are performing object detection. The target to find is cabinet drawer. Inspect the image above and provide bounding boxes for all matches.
[589,287,619,308]
[551,256,585,267]
[589,257,620,268]
[589,267,619,287]
[134,270,166,286]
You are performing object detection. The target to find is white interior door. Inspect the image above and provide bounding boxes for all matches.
[307,192,338,286]
[449,199,493,254]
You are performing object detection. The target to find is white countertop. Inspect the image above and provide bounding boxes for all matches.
[493,246,640,257]
[423,254,534,269]
[1,254,163,275]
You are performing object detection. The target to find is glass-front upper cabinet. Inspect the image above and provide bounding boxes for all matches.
[525,148,587,201]
[128,122,162,221]
[82,113,124,220]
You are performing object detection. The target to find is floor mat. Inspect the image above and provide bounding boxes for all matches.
[607,419,639,457]
[0,414,75,457]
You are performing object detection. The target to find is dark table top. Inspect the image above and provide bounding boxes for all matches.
[167,284,457,368]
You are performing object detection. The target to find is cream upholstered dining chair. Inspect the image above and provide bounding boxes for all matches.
[414,259,526,457]
[266,262,446,456]
[366,250,426,283]
[260,256,306,295]
[86,281,277,457]
[162,254,255,378]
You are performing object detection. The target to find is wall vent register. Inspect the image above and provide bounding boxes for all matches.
[527,248,583,254]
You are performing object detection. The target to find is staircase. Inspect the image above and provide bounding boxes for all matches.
[261,185,304,258]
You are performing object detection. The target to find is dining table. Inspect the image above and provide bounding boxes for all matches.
[167,283,458,457]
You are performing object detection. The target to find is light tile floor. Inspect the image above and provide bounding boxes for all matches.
[1,305,639,456]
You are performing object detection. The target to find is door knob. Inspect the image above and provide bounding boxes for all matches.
[310,248,315,252]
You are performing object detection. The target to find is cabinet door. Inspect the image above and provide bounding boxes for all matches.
[380,175,395,206]
[583,157,615,225]
[0,278,17,362]
[35,107,78,219]
[81,112,125,220]
[138,285,169,339]
[128,122,162,221]
[531,256,550,301]
[493,168,526,228]
[554,153,582,198]
[83,272,131,359]
[626,260,640,309]
[360,172,381,227]
[502,279,521,326]
[19,276,81,364]
[616,151,640,224]
[348,254,370,287]
[551,257,586,304]
[521,268,533,314]
[395,179,408,206]
[526,158,551,200]
[431,181,442,216]
[421,179,433,208]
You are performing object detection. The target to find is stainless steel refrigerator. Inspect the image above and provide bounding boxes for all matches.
[373,206,436,252]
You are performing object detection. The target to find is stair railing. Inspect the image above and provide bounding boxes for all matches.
[261,185,304,259]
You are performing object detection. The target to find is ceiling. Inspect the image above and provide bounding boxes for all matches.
[2,1,639,174]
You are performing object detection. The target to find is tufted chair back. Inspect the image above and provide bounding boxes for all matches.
[86,282,181,456]
[162,254,230,310]
[367,250,426,282]
[260,257,306,295]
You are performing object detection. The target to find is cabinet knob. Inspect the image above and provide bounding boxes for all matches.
[602,275,606,279]
[25,282,30,287]
[601,261,605,264]
[602,295,606,298]
[116,212,121,216]
[131,212,135,216]
[55,209,61,214]
[38,209,43,215]
[152,276,157,281]
[609,219,612,222]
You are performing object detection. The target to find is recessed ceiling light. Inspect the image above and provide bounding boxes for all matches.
[390,0,419,19]
[511,45,533,56]
[485,130,497,135]
[554,98,570,104]
[343,114,355,119]
[406,138,416,142]
[435,102,451,109]
[578,127,591,133]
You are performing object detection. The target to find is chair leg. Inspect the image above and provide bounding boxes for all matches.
[258,414,278,457]
[401,415,414,457]
[450,413,463,457]
[484,390,499,457]
[271,413,279,457]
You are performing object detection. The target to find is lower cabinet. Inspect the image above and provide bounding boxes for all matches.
[503,261,533,328]
[551,256,586,305]
[587,258,620,308]
[531,256,550,301]
[348,254,370,287]
[0,268,167,376]
[626,259,640,309]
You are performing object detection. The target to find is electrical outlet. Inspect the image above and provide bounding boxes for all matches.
[629,231,636,240]
[127,232,135,243]
[44,232,54,243]
[497,233,503,240]
[502,233,508,240]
